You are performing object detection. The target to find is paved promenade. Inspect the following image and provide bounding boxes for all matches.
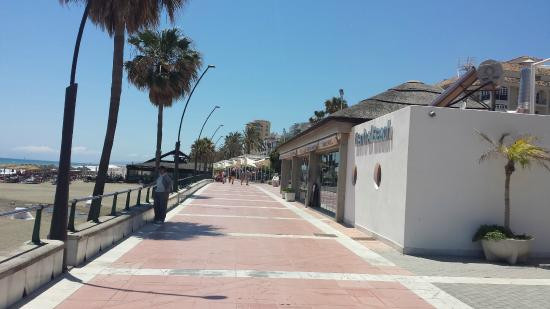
[20,183,550,308]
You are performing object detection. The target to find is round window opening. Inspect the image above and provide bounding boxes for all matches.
[373,163,382,189]
[352,166,358,185]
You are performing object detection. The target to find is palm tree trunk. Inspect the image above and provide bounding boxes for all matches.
[155,105,164,176]
[88,23,125,221]
[504,160,515,230]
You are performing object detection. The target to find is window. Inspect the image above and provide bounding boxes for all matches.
[496,87,508,101]
[536,91,546,106]
[373,163,382,189]
[352,166,357,186]
[480,91,490,101]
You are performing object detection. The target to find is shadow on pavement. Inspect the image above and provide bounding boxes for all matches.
[64,273,227,300]
[142,221,223,241]
[187,195,212,199]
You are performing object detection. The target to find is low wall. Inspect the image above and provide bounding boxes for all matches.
[66,179,211,266]
[0,240,64,309]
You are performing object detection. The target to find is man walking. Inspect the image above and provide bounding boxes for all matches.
[154,166,172,224]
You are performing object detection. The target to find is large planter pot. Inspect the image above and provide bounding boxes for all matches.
[481,238,533,265]
[285,192,295,202]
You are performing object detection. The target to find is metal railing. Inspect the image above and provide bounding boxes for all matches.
[0,174,212,246]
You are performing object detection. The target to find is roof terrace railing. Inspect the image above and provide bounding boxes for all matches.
[0,174,211,246]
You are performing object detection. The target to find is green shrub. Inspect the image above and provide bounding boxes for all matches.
[282,187,295,193]
[472,224,532,242]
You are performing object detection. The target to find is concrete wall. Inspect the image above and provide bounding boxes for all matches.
[404,106,550,256]
[346,107,412,248]
[0,241,64,309]
[349,105,550,257]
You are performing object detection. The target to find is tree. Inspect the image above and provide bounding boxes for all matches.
[309,97,348,124]
[309,110,326,124]
[478,132,550,230]
[243,125,261,154]
[126,28,202,180]
[324,97,347,114]
[223,132,243,158]
[191,138,214,171]
[60,0,190,221]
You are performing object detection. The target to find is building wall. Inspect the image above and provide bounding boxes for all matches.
[403,107,550,256]
[346,108,412,248]
[349,106,550,257]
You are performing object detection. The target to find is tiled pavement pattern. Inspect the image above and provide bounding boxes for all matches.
[19,183,550,308]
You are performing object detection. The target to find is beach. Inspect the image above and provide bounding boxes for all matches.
[0,181,142,257]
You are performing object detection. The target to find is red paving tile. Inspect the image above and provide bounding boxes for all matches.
[57,276,432,309]
[55,183,431,308]
[169,215,321,236]
[113,236,385,274]
[180,205,300,218]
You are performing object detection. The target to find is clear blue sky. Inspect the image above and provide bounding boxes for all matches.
[1,0,549,163]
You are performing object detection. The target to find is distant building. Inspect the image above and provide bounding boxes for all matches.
[437,56,550,114]
[246,120,271,140]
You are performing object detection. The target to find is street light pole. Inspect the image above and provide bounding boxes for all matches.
[51,4,89,246]
[174,65,215,191]
[194,106,220,175]
[215,135,224,148]
[339,88,344,110]
[210,124,224,140]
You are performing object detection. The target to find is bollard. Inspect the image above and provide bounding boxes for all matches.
[110,193,118,216]
[125,191,131,211]
[146,187,150,203]
[31,206,43,245]
[68,200,77,232]
[137,188,142,205]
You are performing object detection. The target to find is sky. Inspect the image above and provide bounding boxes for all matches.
[1,0,549,163]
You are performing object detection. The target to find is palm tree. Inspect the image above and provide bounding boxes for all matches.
[191,138,214,171]
[126,28,202,178]
[324,97,347,114]
[61,0,188,221]
[223,132,243,158]
[478,132,550,230]
[309,110,326,124]
[243,126,261,154]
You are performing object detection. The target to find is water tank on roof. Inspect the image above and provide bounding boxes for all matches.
[518,66,532,111]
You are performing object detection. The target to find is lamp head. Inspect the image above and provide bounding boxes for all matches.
[215,105,220,109]
[208,65,216,69]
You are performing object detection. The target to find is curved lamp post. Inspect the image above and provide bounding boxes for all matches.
[194,105,220,174]
[173,64,215,191]
[51,4,89,244]
[210,124,224,140]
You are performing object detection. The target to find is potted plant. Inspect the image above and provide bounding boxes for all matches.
[283,187,296,202]
[475,132,550,264]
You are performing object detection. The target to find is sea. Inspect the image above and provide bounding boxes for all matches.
[0,157,60,166]
[0,157,129,167]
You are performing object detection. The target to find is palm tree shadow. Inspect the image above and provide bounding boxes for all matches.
[141,221,224,240]
[187,194,212,199]
[64,273,226,300]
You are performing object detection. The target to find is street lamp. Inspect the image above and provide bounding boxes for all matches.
[215,135,224,148]
[173,64,215,191]
[194,105,220,174]
[339,89,344,110]
[210,124,224,140]
[51,4,89,244]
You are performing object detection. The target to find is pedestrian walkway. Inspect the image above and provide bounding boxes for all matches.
[20,183,550,308]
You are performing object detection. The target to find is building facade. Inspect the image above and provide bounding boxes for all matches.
[246,120,271,140]
[438,56,550,114]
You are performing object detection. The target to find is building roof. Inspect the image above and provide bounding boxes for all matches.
[330,81,484,120]
[278,81,484,150]
[436,56,550,89]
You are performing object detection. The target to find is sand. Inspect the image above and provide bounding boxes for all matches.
[0,181,146,258]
